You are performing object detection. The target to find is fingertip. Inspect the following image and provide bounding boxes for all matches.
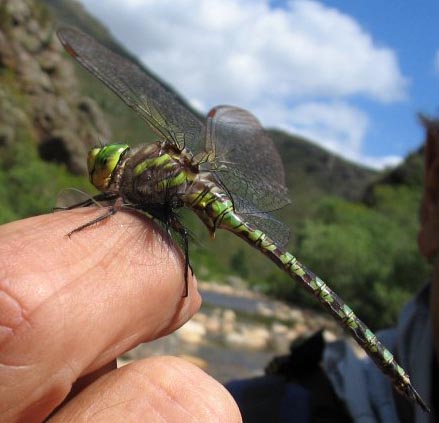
[49,357,242,423]
[0,209,202,386]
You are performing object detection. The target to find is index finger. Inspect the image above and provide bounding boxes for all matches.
[0,209,200,422]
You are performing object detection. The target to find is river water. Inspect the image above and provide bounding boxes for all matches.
[121,286,292,383]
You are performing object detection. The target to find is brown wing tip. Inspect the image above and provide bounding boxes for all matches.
[57,27,80,58]
[61,42,79,58]
[207,107,219,119]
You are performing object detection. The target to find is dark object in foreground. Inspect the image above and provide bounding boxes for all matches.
[227,331,351,422]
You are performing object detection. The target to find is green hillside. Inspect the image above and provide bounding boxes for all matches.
[0,0,431,329]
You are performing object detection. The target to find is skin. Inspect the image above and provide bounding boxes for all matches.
[0,209,242,423]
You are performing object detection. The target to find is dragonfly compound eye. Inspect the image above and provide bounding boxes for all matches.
[87,144,129,191]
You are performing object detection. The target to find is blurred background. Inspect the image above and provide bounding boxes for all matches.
[0,0,436,380]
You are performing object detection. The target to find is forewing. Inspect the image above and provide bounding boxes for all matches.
[57,27,205,153]
[205,106,290,213]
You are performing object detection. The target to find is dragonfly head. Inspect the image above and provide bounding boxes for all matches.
[87,143,130,191]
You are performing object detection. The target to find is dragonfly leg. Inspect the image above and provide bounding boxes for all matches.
[66,197,122,237]
[122,204,192,297]
[53,198,94,211]
[160,211,192,297]
[170,219,191,298]
[54,193,118,211]
[182,230,190,297]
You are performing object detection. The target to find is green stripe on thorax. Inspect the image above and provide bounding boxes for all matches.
[156,170,188,190]
[133,153,173,176]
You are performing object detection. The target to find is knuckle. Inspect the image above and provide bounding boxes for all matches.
[0,277,32,350]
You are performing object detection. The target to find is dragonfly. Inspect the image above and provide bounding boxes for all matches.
[57,26,429,412]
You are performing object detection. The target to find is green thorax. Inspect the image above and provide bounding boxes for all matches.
[88,141,200,208]
[87,141,241,234]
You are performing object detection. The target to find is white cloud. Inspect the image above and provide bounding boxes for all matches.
[244,99,401,169]
[435,50,439,75]
[79,0,407,167]
[361,155,402,170]
[284,101,368,158]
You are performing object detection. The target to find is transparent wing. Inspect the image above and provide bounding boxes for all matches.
[245,214,290,249]
[57,26,206,153]
[232,196,290,248]
[205,106,291,213]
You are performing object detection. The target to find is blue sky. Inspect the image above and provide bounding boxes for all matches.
[79,0,439,169]
[323,0,439,161]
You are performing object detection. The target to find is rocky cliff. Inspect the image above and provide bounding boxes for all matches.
[0,0,109,175]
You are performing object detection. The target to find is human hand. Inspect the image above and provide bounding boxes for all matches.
[0,209,241,422]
